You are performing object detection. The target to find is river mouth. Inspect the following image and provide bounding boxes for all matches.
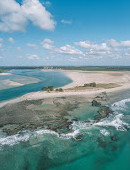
[0,69,72,101]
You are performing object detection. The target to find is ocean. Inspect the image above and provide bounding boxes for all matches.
[0,69,129,170]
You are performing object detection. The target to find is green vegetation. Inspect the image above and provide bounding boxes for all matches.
[0,70,3,73]
[41,86,54,91]
[41,87,48,91]
[55,88,63,92]
[41,86,64,92]
[49,66,130,71]
[84,82,96,87]
[96,83,120,89]
[1,66,130,71]
[48,86,54,91]
[66,83,120,91]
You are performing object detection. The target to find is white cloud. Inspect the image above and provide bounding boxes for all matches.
[41,38,54,50]
[42,39,83,55]
[86,50,110,56]
[106,39,120,48]
[74,39,130,59]
[41,38,130,60]
[22,0,56,31]
[8,37,15,43]
[75,41,110,51]
[0,0,27,32]
[120,41,130,47]
[61,20,72,24]
[27,54,40,60]
[42,43,54,50]
[0,43,2,48]
[41,38,54,45]
[56,45,83,55]
[0,0,56,32]
[27,43,38,49]
[106,39,130,48]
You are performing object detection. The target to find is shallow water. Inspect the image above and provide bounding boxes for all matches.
[0,98,129,170]
[0,69,72,101]
[0,70,130,170]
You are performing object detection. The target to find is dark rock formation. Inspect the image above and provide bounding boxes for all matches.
[71,118,78,122]
[74,134,83,141]
[92,100,101,107]
[110,135,118,142]
[98,106,113,118]
[97,137,107,149]
[95,92,108,102]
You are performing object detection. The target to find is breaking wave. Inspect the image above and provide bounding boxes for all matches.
[0,129,80,148]
[111,98,130,111]
[0,98,129,148]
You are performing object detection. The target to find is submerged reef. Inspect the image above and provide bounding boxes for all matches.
[0,92,114,137]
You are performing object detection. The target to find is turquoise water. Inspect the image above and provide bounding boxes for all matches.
[0,70,130,170]
[0,69,72,101]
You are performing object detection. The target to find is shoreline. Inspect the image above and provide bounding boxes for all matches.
[0,70,130,108]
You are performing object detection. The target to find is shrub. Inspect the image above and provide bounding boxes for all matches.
[41,86,54,91]
[84,82,96,87]
[90,82,96,87]
[58,88,63,92]
[48,86,54,91]
[41,87,48,91]
[55,88,63,92]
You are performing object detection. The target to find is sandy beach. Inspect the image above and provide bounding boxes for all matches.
[0,70,130,108]
[62,70,130,89]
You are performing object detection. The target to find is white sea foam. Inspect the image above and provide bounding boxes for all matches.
[0,132,31,146]
[100,129,110,136]
[94,98,130,131]
[71,112,129,132]
[0,128,80,148]
[36,129,59,137]
[60,130,80,139]
[0,98,129,148]
[95,114,129,131]
[111,98,130,111]
[71,120,95,131]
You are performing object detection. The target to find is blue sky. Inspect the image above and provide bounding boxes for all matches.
[0,0,130,66]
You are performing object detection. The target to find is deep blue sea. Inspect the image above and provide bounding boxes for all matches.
[0,70,130,170]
